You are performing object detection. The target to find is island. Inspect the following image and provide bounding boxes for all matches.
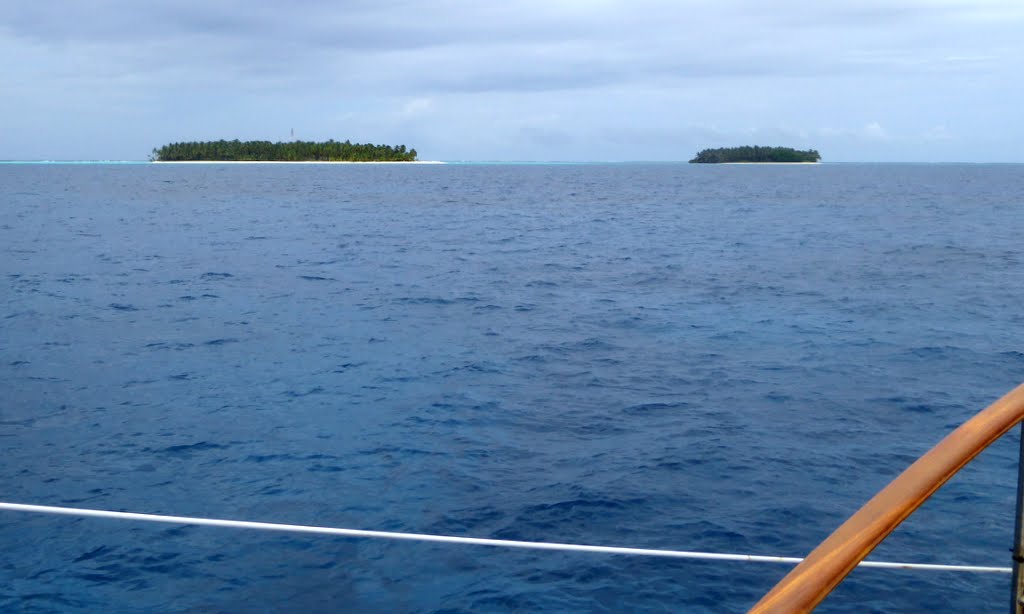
[151,139,418,162]
[689,146,821,164]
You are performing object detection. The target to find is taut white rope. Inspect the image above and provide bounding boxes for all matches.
[0,502,1010,574]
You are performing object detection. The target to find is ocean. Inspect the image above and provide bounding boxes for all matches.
[2,162,1023,612]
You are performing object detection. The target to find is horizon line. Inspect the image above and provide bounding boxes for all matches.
[2,159,1023,165]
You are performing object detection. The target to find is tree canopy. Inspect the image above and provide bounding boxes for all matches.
[689,146,821,163]
[152,139,418,162]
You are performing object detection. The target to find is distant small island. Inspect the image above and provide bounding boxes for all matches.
[689,146,821,164]
[151,139,418,162]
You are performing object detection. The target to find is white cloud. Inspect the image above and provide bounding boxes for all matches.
[862,122,890,141]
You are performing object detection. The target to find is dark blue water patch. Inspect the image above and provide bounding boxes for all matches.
[74,546,115,563]
[331,362,365,373]
[2,163,1024,612]
[148,442,228,455]
[298,275,336,281]
[143,341,196,351]
[439,362,503,376]
[393,296,481,306]
[621,402,692,415]
[283,387,324,398]
[307,464,345,473]
[203,338,238,346]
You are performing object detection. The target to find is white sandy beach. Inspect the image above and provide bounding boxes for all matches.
[720,162,821,165]
[151,160,446,164]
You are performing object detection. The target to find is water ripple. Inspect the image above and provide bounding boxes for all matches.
[2,163,1023,612]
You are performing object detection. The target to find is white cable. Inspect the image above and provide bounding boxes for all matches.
[0,502,1010,574]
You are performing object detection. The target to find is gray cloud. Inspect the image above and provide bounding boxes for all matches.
[1,0,1022,160]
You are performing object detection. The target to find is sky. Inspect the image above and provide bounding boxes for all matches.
[2,0,1023,162]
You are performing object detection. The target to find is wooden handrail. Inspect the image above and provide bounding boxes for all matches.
[750,383,1024,613]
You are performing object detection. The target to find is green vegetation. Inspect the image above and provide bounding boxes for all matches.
[151,139,418,162]
[689,146,821,163]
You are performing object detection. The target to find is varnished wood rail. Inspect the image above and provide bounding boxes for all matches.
[750,383,1024,613]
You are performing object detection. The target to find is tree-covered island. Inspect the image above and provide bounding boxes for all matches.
[152,139,418,162]
[689,146,821,163]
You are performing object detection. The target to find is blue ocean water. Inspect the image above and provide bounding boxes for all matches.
[2,162,1023,612]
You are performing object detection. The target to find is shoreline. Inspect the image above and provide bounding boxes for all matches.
[151,160,445,165]
[718,162,821,165]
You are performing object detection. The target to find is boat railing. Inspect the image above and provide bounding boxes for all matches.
[3,385,1024,611]
[749,383,1024,613]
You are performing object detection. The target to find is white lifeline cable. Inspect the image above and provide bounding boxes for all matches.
[0,502,1010,574]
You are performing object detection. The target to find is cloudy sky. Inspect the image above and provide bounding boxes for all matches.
[2,0,1022,161]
